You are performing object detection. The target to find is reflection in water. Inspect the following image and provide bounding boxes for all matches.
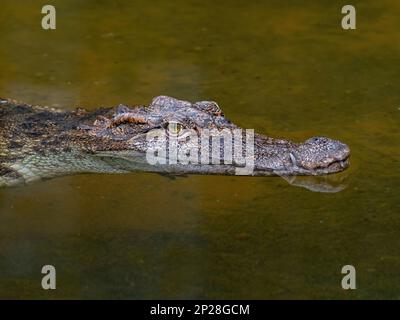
[0,0,399,299]
[279,171,349,193]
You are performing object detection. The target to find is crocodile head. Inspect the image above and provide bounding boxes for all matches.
[81,96,350,177]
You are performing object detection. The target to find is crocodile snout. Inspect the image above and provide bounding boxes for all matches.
[293,136,350,173]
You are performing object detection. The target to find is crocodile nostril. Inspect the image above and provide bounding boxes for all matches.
[306,136,332,145]
[308,137,321,143]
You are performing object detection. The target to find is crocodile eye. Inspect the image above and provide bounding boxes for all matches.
[167,121,183,135]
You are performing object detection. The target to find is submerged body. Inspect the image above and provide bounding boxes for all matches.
[0,96,350,187]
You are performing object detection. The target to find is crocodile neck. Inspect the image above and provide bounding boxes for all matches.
[0,150,129,187]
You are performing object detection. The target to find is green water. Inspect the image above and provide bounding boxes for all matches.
[0,0,399,299]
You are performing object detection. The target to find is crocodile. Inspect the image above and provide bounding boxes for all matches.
[0,95,350,188]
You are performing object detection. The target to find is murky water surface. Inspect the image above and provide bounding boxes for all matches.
[0,1,399,299]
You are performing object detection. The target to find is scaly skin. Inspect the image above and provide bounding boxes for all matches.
[0,96,350,188]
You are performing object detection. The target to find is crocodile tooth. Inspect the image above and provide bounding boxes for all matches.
[289,153,298,166]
